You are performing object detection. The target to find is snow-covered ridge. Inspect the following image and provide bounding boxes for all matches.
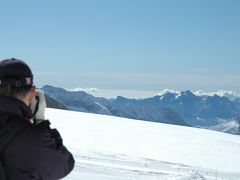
[42,85,240,131]
[68,87,240,100]
[46,108,240,179]
[157,89,240,100]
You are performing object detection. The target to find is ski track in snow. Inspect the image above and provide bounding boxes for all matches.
[63,149,240,180]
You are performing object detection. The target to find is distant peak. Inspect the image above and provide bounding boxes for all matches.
[160,92,176,101]
[181,90,194,96]
[157,89,180,96]
[116,96,129,101]
[41,85,67,93]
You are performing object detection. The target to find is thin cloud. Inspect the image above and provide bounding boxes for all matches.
[69,87,99,93]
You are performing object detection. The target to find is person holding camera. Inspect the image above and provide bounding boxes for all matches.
[0,58,75,180]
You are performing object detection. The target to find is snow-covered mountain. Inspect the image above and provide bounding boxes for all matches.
[41,85,187,126]
[158,89,240,101]
[42,85,112,115]
[207,115,240,135]
[156,90,239,126]
[41,85,240,131]
[109,90,239,126]
[109,96,186,125]
[46,108,240,180]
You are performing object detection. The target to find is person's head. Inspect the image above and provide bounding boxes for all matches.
[0,58,36,105]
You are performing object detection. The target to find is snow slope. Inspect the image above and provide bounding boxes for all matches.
[46,108,240,180]
[208,119,240,135]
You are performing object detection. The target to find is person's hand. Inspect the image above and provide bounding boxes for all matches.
[30,89,46,124]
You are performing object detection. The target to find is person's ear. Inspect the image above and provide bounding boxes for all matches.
[28,86,36,105]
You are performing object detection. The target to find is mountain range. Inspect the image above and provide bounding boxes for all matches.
[41,85,187,126]
[41,85,240,134]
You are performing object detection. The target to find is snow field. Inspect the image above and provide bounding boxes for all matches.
[46,108,240,180]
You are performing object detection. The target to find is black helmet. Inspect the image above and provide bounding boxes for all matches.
[0,58,33,87]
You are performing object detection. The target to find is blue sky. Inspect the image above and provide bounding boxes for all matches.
[0,0,240,93]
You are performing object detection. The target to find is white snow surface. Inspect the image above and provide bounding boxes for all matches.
[46,108,240,180]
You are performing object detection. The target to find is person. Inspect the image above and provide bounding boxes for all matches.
[0,58,75,180]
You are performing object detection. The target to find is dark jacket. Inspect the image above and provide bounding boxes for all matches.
[0,96,75,180]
